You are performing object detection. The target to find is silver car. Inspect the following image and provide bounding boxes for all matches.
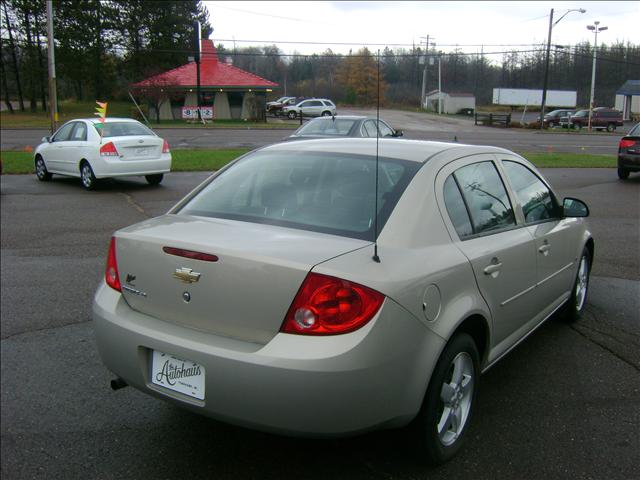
[94,139,593,464]
[282,98,337,119]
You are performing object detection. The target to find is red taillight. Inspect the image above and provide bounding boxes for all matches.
[619,139,636,149]
[100,142,119,157]
[162,139,170,154]
[105,237,121,292]
[281,273,385,335]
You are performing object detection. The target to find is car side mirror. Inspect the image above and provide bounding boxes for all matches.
[563,197,589,217]
[393,130,404,137]
[42,136,51,143]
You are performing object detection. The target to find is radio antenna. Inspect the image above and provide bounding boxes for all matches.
[372,49,381,263]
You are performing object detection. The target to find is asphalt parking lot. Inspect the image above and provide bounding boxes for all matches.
[1,169,638,479]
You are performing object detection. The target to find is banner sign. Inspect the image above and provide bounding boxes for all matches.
[182,106,213,120]
[94,101,108,139]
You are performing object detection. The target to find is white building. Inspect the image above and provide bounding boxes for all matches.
[614,80,640,121]
[424,90,476,114]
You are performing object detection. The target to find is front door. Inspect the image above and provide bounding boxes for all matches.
[499,158,575,315]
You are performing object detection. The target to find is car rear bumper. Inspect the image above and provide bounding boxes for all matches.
[618,153,640,171]
[93,154,171,178]
[93,281,444,437]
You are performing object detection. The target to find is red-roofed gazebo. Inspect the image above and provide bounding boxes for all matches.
[131,40,278,120]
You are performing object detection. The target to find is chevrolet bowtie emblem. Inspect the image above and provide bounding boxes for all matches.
[173,267,201,284]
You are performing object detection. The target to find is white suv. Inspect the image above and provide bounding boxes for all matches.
[282,98,337,119]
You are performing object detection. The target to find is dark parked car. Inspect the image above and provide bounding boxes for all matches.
[617,122,640,180]
[543,109,575,128]
[267,97,306,116]
[286,116,403,140]
[569,108,624,132]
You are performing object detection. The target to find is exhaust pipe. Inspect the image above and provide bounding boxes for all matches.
[110,377,128,390]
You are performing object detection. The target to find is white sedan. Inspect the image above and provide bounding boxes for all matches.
[34,118,172,190]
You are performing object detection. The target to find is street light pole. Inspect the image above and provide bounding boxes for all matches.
[539,8,585,129]
[587,21,608,132]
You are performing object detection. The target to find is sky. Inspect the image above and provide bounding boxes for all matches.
[203,1,639,58]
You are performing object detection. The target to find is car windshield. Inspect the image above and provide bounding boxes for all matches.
[547,110,563,116]
[574,110,588,117]
[629,123,640,136]
[294,119,357,136]
[178,150,421,240]
[94,122,155,137]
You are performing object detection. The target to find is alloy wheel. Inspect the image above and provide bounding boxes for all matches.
[437,352,474,447]
[574,254,589,312]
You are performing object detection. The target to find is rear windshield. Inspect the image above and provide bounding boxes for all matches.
[295,119,356,136]
[93,122,155,138]
[178,150,421,240]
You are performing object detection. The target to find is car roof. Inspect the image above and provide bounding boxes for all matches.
[304,116,367,121]
[259,138,513,164]
[80,117,143,124]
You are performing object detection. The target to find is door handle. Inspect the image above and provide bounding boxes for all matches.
[483,259,503,275]
[538,240,551,255]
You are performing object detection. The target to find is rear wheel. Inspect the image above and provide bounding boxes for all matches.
[321,111,332,117]
[606,123,615,133]
[617,165,630,180]
[563,247,591,322]
[35,155,52,181]
[411,333,479,464]
[287,111,297,119]
[80,162,97,190]
[145,173,164,185]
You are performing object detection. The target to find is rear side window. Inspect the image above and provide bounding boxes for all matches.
[95,122,155,138]
[443,176,474,239]
[452,161,516,236]
[629,123,640,136]
[179,150,420,241]
[502,161,560,224]
[71,122,87,141]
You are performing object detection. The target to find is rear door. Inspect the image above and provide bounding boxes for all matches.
[437,156,538,357]
[60,122,90,173]
[300,100,323,117]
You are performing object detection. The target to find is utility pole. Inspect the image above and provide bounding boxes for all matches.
[194,20,202,122]
[438,54,442,114]
[540,8,586,129]
[420,35,430,109]
[46,0,58,134]
[539,8,554,129]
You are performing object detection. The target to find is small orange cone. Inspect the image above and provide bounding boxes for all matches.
[24,145,33,153]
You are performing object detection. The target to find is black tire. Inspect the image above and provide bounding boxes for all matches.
[35,155,52,182]
[617,165,630,180]
[321,111,332,117]
[606,123,615,133]
[80,162,97,190]
[145,173,164,185]
[411,333,480,464]
[563,247,591,323]
[287,111,297,119]
[574,122,582,130]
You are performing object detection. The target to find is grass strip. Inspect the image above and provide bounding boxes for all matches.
[0,149,615,175]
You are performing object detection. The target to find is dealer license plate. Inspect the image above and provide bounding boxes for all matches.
[151,350,205,400]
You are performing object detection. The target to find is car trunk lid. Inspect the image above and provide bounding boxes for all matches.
[114,215,370,344]
[107,135,163,160]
